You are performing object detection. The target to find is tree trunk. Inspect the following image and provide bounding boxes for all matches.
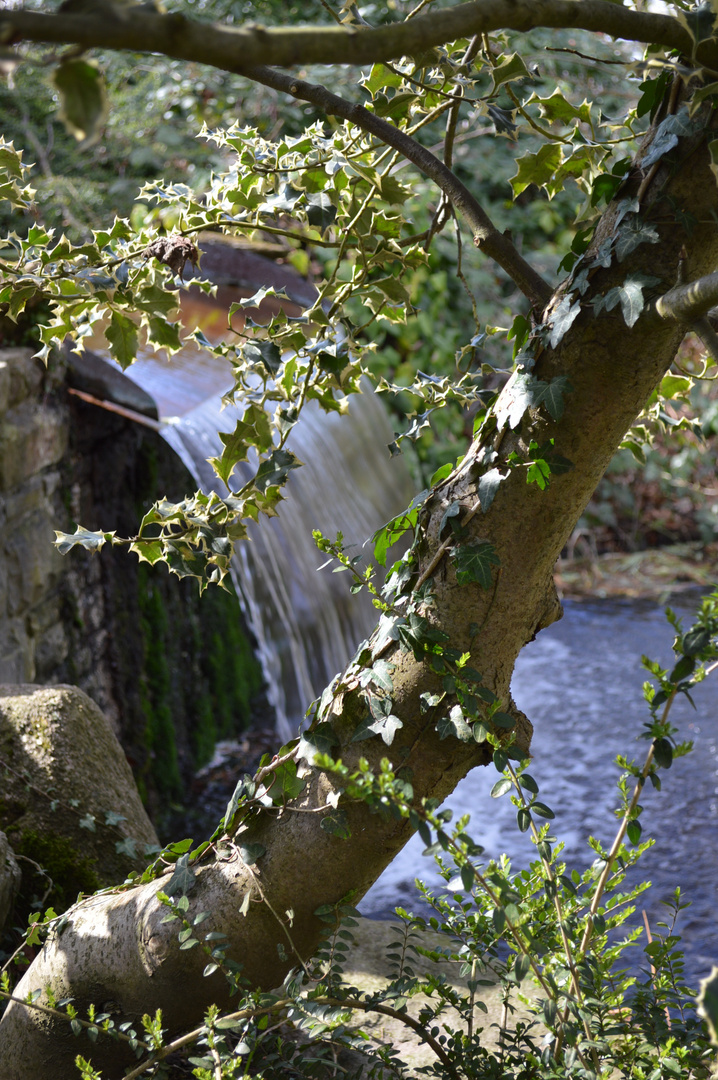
[2,84,717,1080]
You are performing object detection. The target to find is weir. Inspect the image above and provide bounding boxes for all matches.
[90,316,415,741]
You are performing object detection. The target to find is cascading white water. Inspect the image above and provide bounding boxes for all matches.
[104,342,416,740]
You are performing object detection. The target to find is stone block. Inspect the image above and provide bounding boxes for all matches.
[0,349,45,412]
[33,621,69,680]
[4,510,64,616]
[0,402,68,491]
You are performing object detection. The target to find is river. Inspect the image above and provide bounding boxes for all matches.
[362,592,718,987]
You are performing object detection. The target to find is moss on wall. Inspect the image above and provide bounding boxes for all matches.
[11,829,100,915]
[58,395,268,831]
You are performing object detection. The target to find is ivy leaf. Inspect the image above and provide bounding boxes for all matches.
[296,722,339,764]
[478,468,505,513]
[533,376,573,422]
[53,59,107,145]
[115,837,137,859]
[495,371,535,430]
[548,295,581,349]
[267,760,306,803]
[54,526,115,555]
[614,217,660,262]
[436,704,472,742]
[320,809,351,839]
[594,275,659,328]
[165,854,197,898]
[240,843,266,866]
[453,541,500,589]
[642,111,696,169]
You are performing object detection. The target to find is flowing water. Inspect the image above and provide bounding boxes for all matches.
[362,593,718,986]
[101,336,416,740]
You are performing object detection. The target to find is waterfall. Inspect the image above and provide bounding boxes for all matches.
[101,339,415,740]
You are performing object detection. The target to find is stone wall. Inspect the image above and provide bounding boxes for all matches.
[0,347,265,834]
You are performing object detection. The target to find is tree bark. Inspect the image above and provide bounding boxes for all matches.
[2,53,718,1080]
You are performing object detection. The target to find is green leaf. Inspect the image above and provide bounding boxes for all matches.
[491,778,512,798]
[106,311,138,369]
[489,52,531,95]
[548,296,581,349]
[53,59,107,144]
[533,376,573,421]
[652,737,673,769]
[478,468,505,513]
[682,625,711,656]
[239,843,266,866]
[492,711,516,730]
[460,864,475,893]
[147,315,182,352]
[320,809,351,839]
[208,405,274,487]
[531,801,555,819]
[243,340,282,375]
[165,854,196,898]
[306,191,336,231]
[529,89,591,126]
[453,541,500,589]
[268,760,306,803]
[510,142,563,198]
[254,449,302,493]
[296,722,339,764]
[627,819,642,845]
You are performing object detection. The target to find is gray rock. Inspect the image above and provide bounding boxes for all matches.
[0,684,159,911]
[0,830,21,931]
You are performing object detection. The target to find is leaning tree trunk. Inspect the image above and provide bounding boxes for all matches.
[1,96,716,1080]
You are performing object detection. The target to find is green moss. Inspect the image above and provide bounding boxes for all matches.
[12,829,101,917]
[138,566,181,803]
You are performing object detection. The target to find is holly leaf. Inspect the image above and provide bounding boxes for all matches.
[254,449,302,493]
[453,541,500,589]
[54,526,115,555]
[106,311,138,369]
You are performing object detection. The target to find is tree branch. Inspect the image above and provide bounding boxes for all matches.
[656,270,718,324]
[0,2,696,72]
[245,64,552,309]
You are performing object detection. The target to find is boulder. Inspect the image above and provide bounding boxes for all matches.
[0,685,159,915]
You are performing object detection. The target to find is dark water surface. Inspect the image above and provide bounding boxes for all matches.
[361,593,718,987]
